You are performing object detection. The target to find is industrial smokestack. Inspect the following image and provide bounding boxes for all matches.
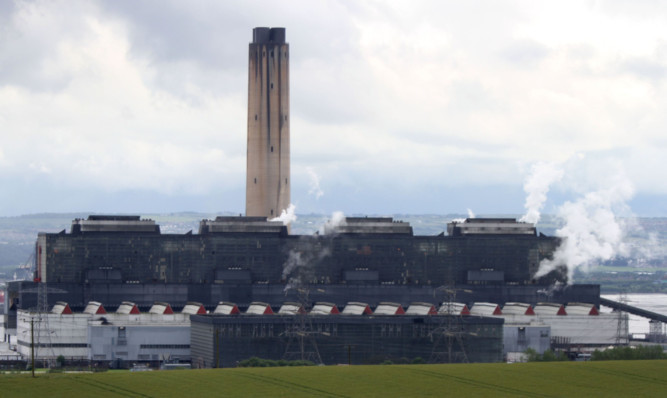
[246,27,290,219]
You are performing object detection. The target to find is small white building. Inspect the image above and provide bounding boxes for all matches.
[16,301,194,364]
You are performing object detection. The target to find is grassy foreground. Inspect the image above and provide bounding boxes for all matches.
[1,360,666,397]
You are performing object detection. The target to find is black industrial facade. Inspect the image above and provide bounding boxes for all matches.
[190,314,504,367]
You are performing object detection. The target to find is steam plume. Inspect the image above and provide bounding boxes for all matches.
[320,211,347,235]
[520,162,563,224]
[271,203,297,226]
[535,173,634,281]
[307,167,324,199]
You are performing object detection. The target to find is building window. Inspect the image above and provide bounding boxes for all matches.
[117,327,127,346]
[270,146,273,152]
[271,83,274,89]
[254,178,257,184]
[254,114,258,120]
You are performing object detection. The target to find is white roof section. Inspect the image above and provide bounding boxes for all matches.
[182,302,206,315]
[438,302,470,315]
[342,302,372,315]
[278,302,305,315]
[51,301,72,315]
[373,302,405,315]
[213,302,240,315]
[246,302,274,315]
[470,302,502,316]
[149,302,174,314]
[502,302,535,316]
[83,301,107,315]
[116,301,140,314]
[405,302,437,316]
[565,303,599,316]
[310,302,340,315]
[534,303,567,316]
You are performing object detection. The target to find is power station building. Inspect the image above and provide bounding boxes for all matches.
[1,27,624,366]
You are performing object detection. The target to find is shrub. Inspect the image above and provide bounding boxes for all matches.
[591,345,666,361]
[524,348,568,362]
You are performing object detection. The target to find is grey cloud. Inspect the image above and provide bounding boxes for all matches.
[619,57,666,81]
[500,39,550,68]
[0,1,95,92]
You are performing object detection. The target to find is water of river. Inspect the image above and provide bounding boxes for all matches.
[600,293,667,335]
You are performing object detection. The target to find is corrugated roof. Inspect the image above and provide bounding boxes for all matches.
[342,302,373,315]
[83,301,107,315]
[213,302,240,315]
[470,302,502,316]
[246,302,274,315]
[502,302,535,316]
[310,302,340,315]
[565,303,599,316]
[373,302,405,315]
[405,302,437,316]
[278,302,305,315]
[51,301,72,315]
[438,302,470,316]
[149,302,174,315]
[182,302,206,315]
[534,302,567,316]
[116,301,140,314]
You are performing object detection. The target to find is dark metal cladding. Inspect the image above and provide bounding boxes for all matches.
[190,314,504,367]
[252,27,270,43]
[2,215,594,316]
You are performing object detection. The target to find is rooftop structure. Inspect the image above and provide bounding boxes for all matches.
[405,302,438,316]
[278,302,305,315]
[342,302,373,315]
[213,302,240,315]
[447,218,536,236]
[374,302,405,315]
[246,302,274,315]
[310,302,340,315]
[438,302,471,316]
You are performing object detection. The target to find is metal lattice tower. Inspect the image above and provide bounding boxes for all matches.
[282,288,323,364]
[615,292,628,345]
[429,285,471,363]
[35,283,57,367]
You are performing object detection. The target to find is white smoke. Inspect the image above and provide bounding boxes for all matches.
[282,246,332,291]
[535,172,635,282]
[452,209,475,224]
[520,162,564,224]
[320,211,347,235]
[306,167,324,199]
[270,203,297,226]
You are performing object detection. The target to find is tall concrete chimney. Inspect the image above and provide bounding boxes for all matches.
[246,27,290,219]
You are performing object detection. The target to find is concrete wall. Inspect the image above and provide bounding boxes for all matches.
[15,310,192,362]
[246,27,290,218]
[503,323,550,354]
[16,310,91,360]
[89,324,190,362]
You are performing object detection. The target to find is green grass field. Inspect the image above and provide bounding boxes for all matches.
[1,360,666,397]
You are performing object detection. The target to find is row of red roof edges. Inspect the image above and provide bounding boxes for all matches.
[50,301,600,316]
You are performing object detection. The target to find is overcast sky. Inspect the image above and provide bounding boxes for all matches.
[1,0,666,218]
